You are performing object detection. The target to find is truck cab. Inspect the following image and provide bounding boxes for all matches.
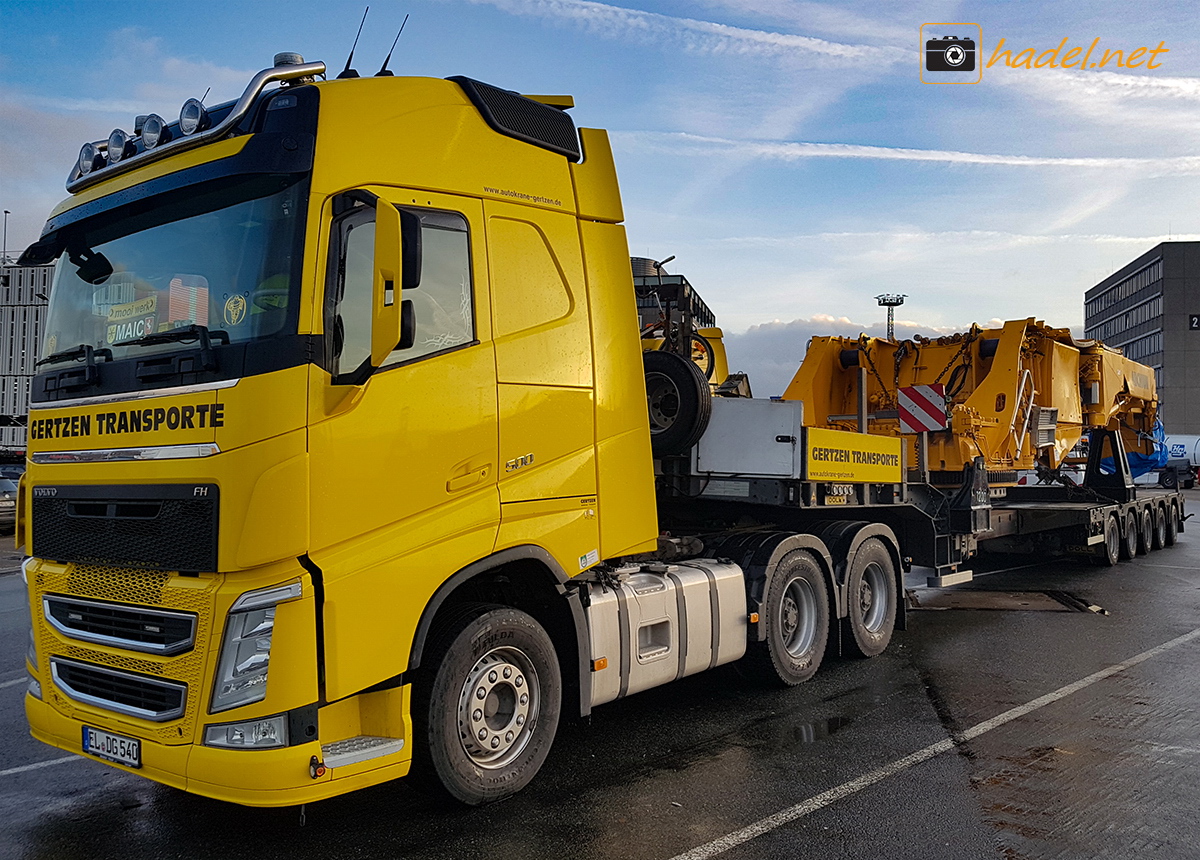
[21,56,657,806]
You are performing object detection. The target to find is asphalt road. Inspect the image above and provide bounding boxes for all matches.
[1,493,1199,860]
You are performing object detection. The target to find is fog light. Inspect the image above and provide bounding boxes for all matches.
[78,142,102,175]
[107,129,134,164]
[179,99,210,136]
[203,714,288,749]
[141,113,171,148]
[28,676,42,701]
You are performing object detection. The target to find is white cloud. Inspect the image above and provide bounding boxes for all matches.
[991,66,1200,143]
[615,130,1200,175]
[471,0,907,65]
[722,314,965,397]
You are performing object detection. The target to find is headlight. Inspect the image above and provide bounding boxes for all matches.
[22,561,37,671]
[204,714,288,749]
[179,99,210,136]
[141,114,171,148]
[210,581,301,713]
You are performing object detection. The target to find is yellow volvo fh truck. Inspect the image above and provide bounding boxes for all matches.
[18,55,1185,808]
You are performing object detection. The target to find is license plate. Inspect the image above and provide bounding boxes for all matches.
[82,726,141,768]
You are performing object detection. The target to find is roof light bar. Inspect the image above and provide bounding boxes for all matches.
[66,58,326,193]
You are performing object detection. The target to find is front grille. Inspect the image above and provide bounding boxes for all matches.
[51,657,187,722]
[32,484,218,572]
[44,595,197,655]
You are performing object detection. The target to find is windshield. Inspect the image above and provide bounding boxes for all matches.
[41,175,307,362]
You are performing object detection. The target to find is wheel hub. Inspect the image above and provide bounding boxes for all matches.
[646,372,681,432]
[458,648,538,768]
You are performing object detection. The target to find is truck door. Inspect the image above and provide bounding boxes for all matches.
[308,189,499,701]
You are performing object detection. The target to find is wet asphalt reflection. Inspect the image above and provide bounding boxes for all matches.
[2,491,1199,859]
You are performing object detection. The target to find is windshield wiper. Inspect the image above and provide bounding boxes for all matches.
[114,324,231,372]
[35,343,113,368]
[34,343,113,390]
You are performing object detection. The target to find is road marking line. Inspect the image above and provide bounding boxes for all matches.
[669,626,1200,860]
[0,677,29,689]
[0,756,78,777]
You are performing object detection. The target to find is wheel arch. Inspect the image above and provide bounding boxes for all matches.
[703,530,836,643]
[408,545,593,718]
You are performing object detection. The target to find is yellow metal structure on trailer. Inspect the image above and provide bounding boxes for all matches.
[781,318,1159,483]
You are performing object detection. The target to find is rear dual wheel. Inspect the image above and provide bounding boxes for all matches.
[740,550,830,686]
[842,538,898,658]
[1092,513,1120,567]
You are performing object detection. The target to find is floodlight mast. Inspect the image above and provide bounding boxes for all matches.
[875,293,906,341]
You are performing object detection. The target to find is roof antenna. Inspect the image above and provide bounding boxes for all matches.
[376,14,409,76]
[337,6,370,79]
[200,87,211,105]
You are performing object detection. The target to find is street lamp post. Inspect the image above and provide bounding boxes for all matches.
[875,293,906,341]
[2,210,9,266]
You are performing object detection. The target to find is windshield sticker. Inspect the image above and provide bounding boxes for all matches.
[106,296,158,345]
[223,294,248,326]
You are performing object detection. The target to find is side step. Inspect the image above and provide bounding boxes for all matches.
[321,736,406,769]
[927,569,974,588]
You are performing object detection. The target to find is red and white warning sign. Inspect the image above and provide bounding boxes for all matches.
[898,384,948,433]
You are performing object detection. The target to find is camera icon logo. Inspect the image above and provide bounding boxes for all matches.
[920,23,982,84]
[926,36,975,71]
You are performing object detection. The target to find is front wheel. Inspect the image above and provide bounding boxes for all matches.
[412,605,561,805]
[842,538,898,658]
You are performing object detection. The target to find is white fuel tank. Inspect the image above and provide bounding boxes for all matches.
[586,560,747,708]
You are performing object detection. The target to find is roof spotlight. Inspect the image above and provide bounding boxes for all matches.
[141,114,172,149]
[78,142,102,176]
[179,99,211,136]
[107,129,135,164]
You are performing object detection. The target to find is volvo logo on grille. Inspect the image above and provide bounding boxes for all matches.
[34,487,58,497]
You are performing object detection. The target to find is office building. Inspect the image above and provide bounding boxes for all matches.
[1084,242,1200,433]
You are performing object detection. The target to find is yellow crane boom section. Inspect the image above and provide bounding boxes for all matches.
[781,318,1158,480]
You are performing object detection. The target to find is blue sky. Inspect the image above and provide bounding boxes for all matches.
[3,0,1199,393]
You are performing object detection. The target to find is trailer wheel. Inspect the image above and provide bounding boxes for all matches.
[644,350,712,456]
[842,538,897,658]
[1138,506,1155,555]
[1165,502,1179,546]
[1092,514,1120,567]
[1152,503,1167,550]
[411,605,561,805]
[1160,469,1179,489]
[1120,509,1138,561]
[739,550,829,686]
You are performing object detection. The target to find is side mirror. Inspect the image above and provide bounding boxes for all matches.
[371,200,403,367]
[399,299,416,350]
[400,210,422,289]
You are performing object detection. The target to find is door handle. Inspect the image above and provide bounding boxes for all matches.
[447,464,491,493]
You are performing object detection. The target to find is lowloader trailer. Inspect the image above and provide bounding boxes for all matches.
[16,55,1185,806]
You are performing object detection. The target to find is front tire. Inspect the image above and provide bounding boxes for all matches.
[412,605,561,805]
[739,550,830,686]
